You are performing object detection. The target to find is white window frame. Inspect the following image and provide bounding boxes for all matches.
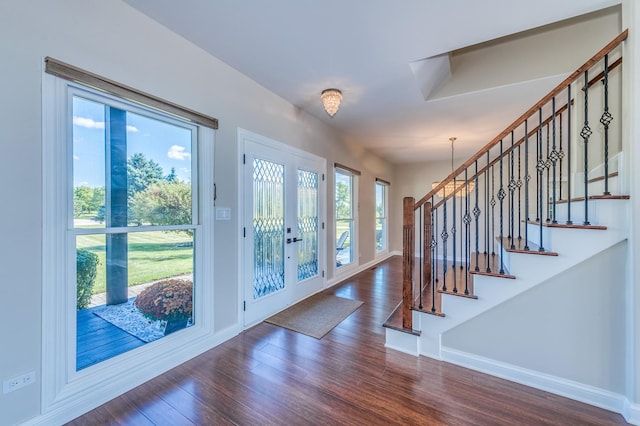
[335,167,358,273]
[42,73,217,423]
[375,180,389,254]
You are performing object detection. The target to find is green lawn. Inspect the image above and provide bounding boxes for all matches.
[77,231,193,294]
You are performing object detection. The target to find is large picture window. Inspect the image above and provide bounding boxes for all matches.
[72,92,199,369]
[43,61,215,413]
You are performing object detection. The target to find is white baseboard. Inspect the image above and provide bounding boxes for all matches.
[326,251,398,288]
[624,399,640,425]
[27,324,240,426]
[441,347,636,424]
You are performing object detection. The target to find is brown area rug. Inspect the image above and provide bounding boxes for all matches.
[265,293,364,339]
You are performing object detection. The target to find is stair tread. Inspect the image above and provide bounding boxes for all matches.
[470,253,515,279]
[527,220,607,230]
[497,237,559,256]
[382,304,422,335]
[554,194,629,204]
[411,260,444,316]
[436,261,478,299]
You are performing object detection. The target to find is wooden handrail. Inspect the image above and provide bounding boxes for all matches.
[416,29,628,210]
[433,53,624,208]
[585,56,623,89]
[432,100,572,209]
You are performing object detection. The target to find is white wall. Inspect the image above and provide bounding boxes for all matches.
[442,241,628,394]
[391,159,453,252]
[0,1,393,424]
[622,0,640,416]
[436,5,622,99]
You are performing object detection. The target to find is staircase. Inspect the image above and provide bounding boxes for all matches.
[384,29,632,417]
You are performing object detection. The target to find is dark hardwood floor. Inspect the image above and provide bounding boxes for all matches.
[68,256,629,425]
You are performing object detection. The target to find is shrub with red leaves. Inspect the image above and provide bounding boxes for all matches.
[134,279,193,322]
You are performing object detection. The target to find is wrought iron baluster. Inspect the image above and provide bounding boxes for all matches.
[460,184,464,271]
[452,181,458,293]
[485,152,491,272]
[537,108,546,251]
[498,140,506,274]
[431,198,437,312]
[551,97,558,223]
[435,204,439,283]
[516,144,526,241]
[567,84,573,224]
[545,123,551,223]
[491,163,496,258]
[474,160,480,272]
[535,121,539,222]
[509,131,516,249]
[559,111,564,201]
[581,70,591,225]
[601,54,612,195]
[524,119,530,250]
[464,169,471,294]
[418,204,423,309]
[441,190,448,292]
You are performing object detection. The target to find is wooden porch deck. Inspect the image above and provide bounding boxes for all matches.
[77,307,145,370]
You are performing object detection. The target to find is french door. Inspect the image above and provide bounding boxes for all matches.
[241,131,326,326]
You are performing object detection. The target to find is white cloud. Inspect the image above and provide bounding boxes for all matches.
[168,145,191,161]
[73,155,80,160]
[73,117,138,133]
[73,116,104,129]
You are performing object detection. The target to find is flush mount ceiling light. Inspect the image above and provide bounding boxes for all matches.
[321,88,342,117]
[432,137,475,198]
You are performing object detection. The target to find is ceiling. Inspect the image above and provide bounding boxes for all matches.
[123,0,620,164]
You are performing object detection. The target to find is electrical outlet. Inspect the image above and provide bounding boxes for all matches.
[3,371,36,394]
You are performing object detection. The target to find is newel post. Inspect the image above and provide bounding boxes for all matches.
[402,197,415,329]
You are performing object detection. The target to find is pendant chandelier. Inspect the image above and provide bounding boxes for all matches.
[432,137,475,198]
[321,88,342,117]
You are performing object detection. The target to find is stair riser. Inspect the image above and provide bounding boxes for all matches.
[413,203,628,359]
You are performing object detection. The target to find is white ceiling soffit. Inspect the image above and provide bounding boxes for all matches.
[410,54,452,101]
[122,0,622,163]
[422,6,622,102]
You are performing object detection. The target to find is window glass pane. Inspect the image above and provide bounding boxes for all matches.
[376,218,385,252]
[73,96,106,229]
[297,169,318,282]
[335,171,352,220]
[375,183,384,215]
[126,112,193,227]
[72,99,194,229]
[76,230,194,371]
[253,158,285,299]
[127,230,194,287]
[375,182,387,252]
[336,219,353,266]
[335,169,354,268]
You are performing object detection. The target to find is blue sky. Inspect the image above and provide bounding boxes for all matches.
[73,96,192,188]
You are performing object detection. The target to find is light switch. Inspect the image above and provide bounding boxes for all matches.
[215,207,231,220]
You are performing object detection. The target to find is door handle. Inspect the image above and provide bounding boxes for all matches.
[286,237,300,244]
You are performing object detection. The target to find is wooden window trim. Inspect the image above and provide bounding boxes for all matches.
[334,162,361,176]
[44,57,218,129]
